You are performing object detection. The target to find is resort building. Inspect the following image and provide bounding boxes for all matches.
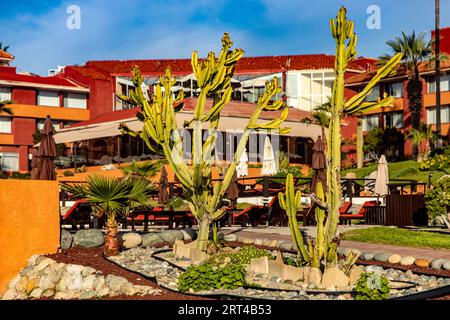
[0,52,90,172]
[343,26,450,164]
[48,54,374,168]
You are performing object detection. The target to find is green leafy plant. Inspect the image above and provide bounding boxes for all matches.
[227,246,272,265]
[177,263,247,292]
[10,172,30,180]
[424,175,450,222]
[419,154,449,172]
[121,160,162,178]
[353,272,390,300]
[63,170,75,177]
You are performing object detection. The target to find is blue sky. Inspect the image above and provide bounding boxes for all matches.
[1,0,450,75]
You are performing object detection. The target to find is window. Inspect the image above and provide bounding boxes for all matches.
[0,117,11,133]
[362,114,379,131]
[64,92,87,109]
[0,87,11,101]
[0,152,19,171]
[37,119,60,131]
[286,74,298,97]
[427,75,450,93]
[385,82,403,98]
[386,112,404,128]
[38,91,59,107]
[365,85,380,101]
[427,106,450,124]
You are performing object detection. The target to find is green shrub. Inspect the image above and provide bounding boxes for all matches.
[228,246,272,265]
[10,172,30,180]
[353,272,390,300]
[178,263,247,292]
[425,175,450,220]
[419,154,449,171]
[63,170,75,177]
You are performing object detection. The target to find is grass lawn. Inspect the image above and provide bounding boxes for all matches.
[342,226,450,249]
[341,160,448,184]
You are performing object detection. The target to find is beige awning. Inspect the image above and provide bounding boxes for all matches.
[52,112,323,144]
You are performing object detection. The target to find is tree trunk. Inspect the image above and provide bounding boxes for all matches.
[406,78,423,130]
[104,215,120,256]
[195,217,211,251]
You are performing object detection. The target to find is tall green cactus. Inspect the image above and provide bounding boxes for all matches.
[120,33,290,251]
[356,118,364,168]
[279,173,310,263]
[322,7,402,264]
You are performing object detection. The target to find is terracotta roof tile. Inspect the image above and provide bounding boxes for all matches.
[69,98,311,128]
[84,54,374,76]
[0,72,86,87]
[65,66,110,80]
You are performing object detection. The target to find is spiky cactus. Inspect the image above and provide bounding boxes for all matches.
[120,33,289,251]
[278,173,310,262]
[356,118,364,168]
[322,7,402,264]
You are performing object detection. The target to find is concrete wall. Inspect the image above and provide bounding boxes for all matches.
[0,180,60,294]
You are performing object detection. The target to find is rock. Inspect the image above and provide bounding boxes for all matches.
[36,257,54,271]
[224,234,237,242]
[7,274,20,290]
[388,254,402,264]
[173,240,209,264]
[159,230,184,244]
[79,291,97,300]
[29,288,43,299]
[15,275,29,292]
[365,265,383,274]
[184,228,197,240]
[242,238,254,244]
[361,252,375,261]
[254,239,263,246]
[61,230,73,250]
[304,267,322,287]
[180,230,193,241]
[430,258,446,270]
[1,288,16,300]
[121,232,142,249]
[81,267,96,276]
[105,275,128,292]
[278,241,293,251]
[442,260,450,271]
[42,289,55,298]
[321,267,349,288]
[400,256,416,266]
[415,258,430,268]
[249,256,304,282]
[374,252,390,262]
[81,275,97,291]
[38,276,56,291]
[267,240,278,248]
[73,229,104,248]
[142,233,164,247]
[349,265,365,286]
[26,277,39,294]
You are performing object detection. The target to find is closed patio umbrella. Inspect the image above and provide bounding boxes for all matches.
[311,136,327,194]
[262,136,277,176]
[375,155,389,197]
[236,148,248,178]
[35,115,57,180]
[158,166,169,205]
[30,147,41,180]
[226,171,240,208]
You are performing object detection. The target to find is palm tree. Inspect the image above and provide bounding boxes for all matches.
[62,175,156,256]
[0,100,13,115]
[408,124,437,161]
[300,102,330,140]
[120,160,163,178]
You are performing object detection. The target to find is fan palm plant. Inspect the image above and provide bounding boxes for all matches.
[62,175,156,256]
[408,124,437,161]
[120,160,162,178]
[300,101,331,140]
[378,31,434,129]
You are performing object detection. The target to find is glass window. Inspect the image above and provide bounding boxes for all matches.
[427,108,436,124]
[427,106,450,124]
[385,82,403,98]
[64,92,87,109]
[286,74,298,97]
[0,152,19,171]
[0,117,11,133]
[365,85,380,101]
[38,90,59,107]
[362,114,379,131]
[386,112,404,128]
[428,75,450,93]
[0,87,11,101]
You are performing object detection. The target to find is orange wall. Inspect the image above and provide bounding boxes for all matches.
[6,104,90,121]
[0,180,60,294]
